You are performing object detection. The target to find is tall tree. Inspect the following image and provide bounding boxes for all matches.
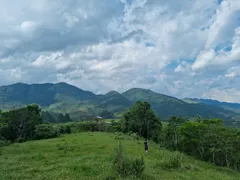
[121,101,162,141]
[0,104,42,141]
[164,116,185,150]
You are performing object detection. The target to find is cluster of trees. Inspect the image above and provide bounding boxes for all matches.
[163,116,240,170]
[71,120,121,133]
[42,111,72,123]
[0,105,42,142]
[34,124,71,140]
[0,105,73,144]
[120,101,240,171]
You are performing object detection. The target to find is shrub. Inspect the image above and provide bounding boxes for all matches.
[34,124,59,140]
[113,142,145,177]
[15,137,26,143]
[0,135,10,147]
[0,124,10,141]
[132,156,145,177]
[113,142,132,177]
[180,164,199,171]
[130,133,139,140]
[57,125,71,134]
[161,152,182,170]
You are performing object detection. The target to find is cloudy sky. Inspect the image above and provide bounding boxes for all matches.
[0,0,240,102]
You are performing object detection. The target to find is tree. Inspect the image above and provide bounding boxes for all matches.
[179,121,208,158]
[0,104,42,141]
[64,113,71,122]
[41,111,55,123]
[57,113,65,122]
[164,116,185,150]
[232,117,240,128]
[121,101,162,141]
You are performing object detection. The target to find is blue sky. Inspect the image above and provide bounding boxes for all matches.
[0,0,240,102]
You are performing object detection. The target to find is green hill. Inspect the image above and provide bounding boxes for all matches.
[183,98,240,113]
[0,82,96,107]
[0,132,239,180]
[97,91,132,113]
[122,88,239,122]
[0,83,239,123]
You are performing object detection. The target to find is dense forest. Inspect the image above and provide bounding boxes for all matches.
[1,102,240,171]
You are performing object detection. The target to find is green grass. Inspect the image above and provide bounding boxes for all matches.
[1,132,240,180]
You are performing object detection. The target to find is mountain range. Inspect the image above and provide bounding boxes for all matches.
[0,82,239,125]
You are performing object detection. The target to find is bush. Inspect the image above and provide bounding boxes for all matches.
[0,124,10,140]
[132,156,145,177]
[57,125,71,134]
[0,135,10,147]
[34,124,59,140]
[113,142,145,177]
[130,133,139,140]
[160,152,182,170]
[15,137,26,143]
[113,142,132,177]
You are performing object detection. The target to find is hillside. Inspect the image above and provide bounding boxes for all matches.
[1,132,239,180]
[0,83,239,123]
[97,91,132,113]
[183,98,240,113]
[122,88,239,122]
[0,82,96,107]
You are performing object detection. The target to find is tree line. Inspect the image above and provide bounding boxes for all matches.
[42,111,72,123]
[120,101,240,171]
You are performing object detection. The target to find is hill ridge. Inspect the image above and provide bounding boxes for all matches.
[0,82,239,123]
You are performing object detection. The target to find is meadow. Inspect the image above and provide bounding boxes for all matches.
[1,132,240,180]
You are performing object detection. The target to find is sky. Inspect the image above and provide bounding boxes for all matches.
[0,0,240,102]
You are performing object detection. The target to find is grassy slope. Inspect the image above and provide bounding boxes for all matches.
[1,133,240,180]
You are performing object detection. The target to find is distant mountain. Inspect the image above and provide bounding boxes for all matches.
[122,88,185,105]
[0,83,239,124]
[183,98,240,113]
[97,91,132,113]
[123,88,239,122]
[0,82,96,107]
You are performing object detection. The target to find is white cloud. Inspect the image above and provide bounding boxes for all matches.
[20,21,38,33]
[192,0,240,70]
[192,27,240,70]
[205,0,240,49]
[225,72,237,78]
[202,88,240,103]
[32,52,64,68]
[63,13,79,28]
[192,49,215,70]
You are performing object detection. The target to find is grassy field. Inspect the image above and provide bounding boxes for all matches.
[0,132,240,180]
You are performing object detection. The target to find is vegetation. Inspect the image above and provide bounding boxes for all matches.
[34,124,60,140]
[113,142,145,178]
[42,111,73,123]
[1,101,240,172]
[0,91,240,180]
[120,102,240,171]
[183,98,240,113]
[0,104,41,142]
[121,101,162,142]
[1,82,240,123]
[1,132,240,180]
[0,105,73,144]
